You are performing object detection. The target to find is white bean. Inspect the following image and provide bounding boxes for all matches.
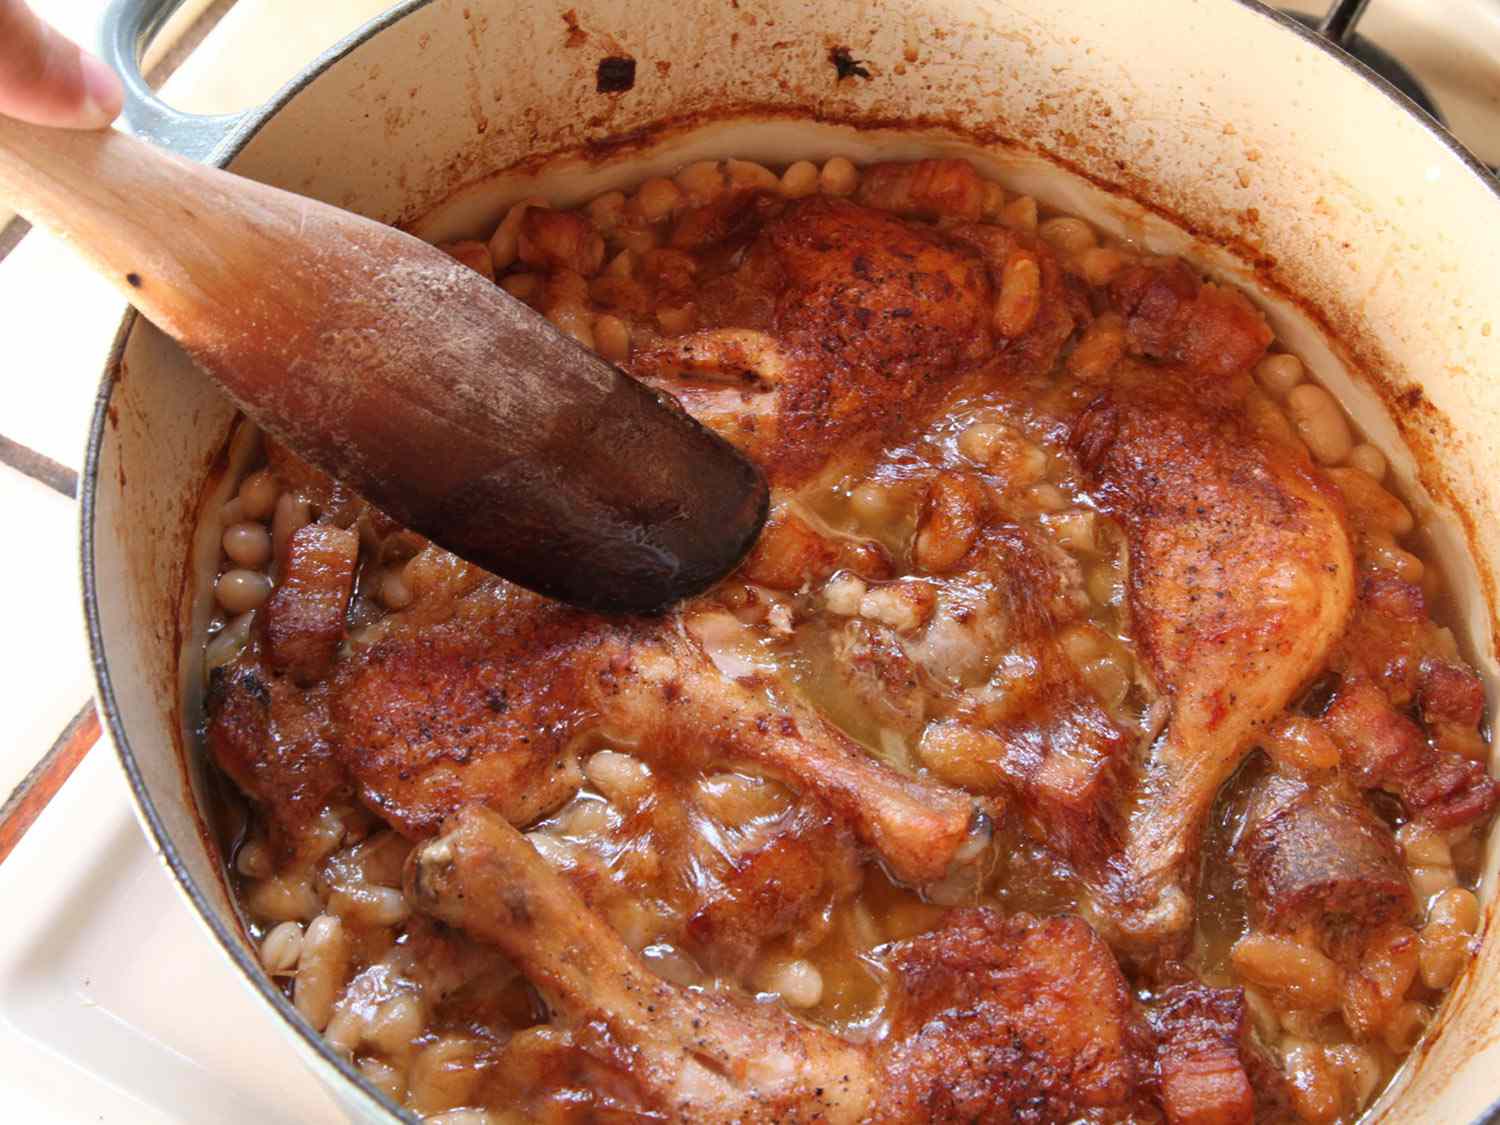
[378,566,413,610]
[407,1038,483,1115]
[585,750,653,804]
[215,568,272,614]
[294,914,350,1031]
[756,957,824,1008]
[223,521,272,568]
[271,493,311,561]
[780,160,819,198]
[235,837,272,879]
[1287,383,1354,465]
[366,993,426,1055]
[632,177,683,222]
[1348,442,1388,479]
[238,468,278,521]
[1254,353,1304,398]
[819,157,858,196]
[260,920,304,974]
[329,882,410,927]
[675,160,724,203]
[206,611,256,672]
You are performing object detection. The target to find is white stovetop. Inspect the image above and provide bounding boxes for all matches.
[2,1,1499,1122]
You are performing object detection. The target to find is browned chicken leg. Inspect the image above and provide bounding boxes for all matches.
[407,803,877,1124]
[409,803,1159,1123]
[331,579,978,884]
[1070,362,1356,951]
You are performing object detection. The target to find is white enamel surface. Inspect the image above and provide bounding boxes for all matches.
[87,1,1500,1122]
[0,747,346,1123]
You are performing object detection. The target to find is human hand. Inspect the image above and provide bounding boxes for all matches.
[0,0,123,129]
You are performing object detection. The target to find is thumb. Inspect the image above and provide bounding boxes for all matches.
[0,0,123,130]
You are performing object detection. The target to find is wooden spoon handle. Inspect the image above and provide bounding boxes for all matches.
[0,116,768,612]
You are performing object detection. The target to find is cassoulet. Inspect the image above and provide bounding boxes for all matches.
[199,156,1497,1123]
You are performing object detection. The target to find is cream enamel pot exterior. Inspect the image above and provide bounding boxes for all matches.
[82,0,1500,1120]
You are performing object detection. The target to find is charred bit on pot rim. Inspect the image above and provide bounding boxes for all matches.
[596,56,636,94]
[829,46,872,81]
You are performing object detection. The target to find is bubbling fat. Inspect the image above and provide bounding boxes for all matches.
[194,155,1492,1124]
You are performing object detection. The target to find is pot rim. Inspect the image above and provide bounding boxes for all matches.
[76,1,1500,1121]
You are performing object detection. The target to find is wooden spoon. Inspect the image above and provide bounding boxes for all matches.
[0,115,768,613]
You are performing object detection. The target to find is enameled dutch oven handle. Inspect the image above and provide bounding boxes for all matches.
[99,0,250,162]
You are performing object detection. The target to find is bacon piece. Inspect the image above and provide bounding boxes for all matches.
[854,158,985,221]
[264,523,358,686]
[1148,984,1257,1125]
[1419,658,1486,728]
[1332,574,1429,703]
[1107,259,1272,377]
[1322,681,1499,828]
[1235,773,1411,933]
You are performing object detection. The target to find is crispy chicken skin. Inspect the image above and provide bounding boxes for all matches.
[1069,363,1356,949]
[877,909,1153,1123]
[205,658,347,848]
[634,196,993,486]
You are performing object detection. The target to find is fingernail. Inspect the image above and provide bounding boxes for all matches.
[79,54,124,128]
